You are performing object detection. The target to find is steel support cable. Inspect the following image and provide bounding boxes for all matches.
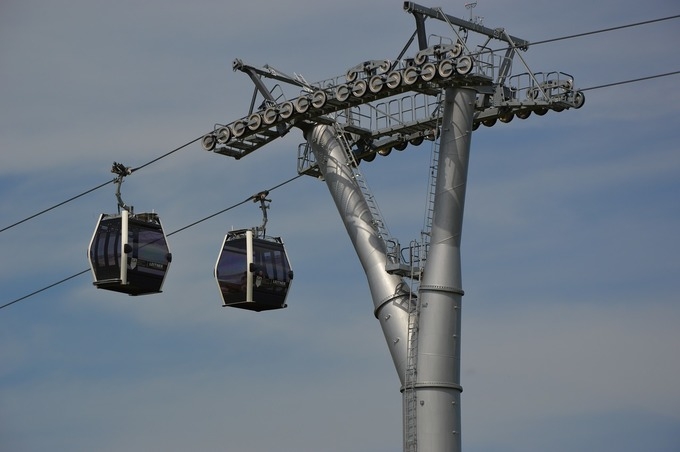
[529,14,680,47]
[477,13,680,56]
[0,270,91,311]
[129,136,202,174]
[580,70,680,91]
[0,179,115,234]
[0,137,201,234]
[0,174,303,311]
[166,174,301,237]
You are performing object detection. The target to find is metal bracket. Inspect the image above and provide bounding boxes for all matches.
[403,2,529,50]
[111,162,133,213]
[252,190,271,238]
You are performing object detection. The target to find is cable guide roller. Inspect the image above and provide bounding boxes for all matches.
[87,163,172,295]
[214,191,293,312]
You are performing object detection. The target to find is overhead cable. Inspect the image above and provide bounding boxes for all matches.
[480,13,680,56]
[0,179,115,234]
[530,14,680,47]
[0,270,90,311]
[581,70,680,91]
[0,137,201,234]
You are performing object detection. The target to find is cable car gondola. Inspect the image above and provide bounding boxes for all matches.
[87,163,172,295]
[214,192,293,312]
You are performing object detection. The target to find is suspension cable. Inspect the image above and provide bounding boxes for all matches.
[131,137,202,173]
[0,179,115,234]
[530,14,680,47]
[478,13,680,58]
[0,136,201,234]
[581,70,680,91]
[0,271,90,311]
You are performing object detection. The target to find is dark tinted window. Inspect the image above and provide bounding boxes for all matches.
[216,238,248,303]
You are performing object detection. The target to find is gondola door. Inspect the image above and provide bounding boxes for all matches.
[214,231,250,307]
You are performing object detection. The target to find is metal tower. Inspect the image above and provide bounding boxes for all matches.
[202,3,584,451]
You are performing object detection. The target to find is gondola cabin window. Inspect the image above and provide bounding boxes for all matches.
[215,237,249,305]
[88,211,172,296]
[215,229,293,312]
[92,217,122,281]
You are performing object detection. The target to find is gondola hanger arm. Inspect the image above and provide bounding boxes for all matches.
[251,190,271,238]
[111,162,133,213]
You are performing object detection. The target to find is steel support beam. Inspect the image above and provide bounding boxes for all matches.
[304,123,411,386]
[414,87,475,452]
[404,2,529,49]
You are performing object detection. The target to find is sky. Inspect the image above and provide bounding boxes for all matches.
[1,1,679,451]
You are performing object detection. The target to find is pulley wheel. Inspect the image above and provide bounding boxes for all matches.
[369,75,384,93]
[231,121,246,138]
[247,113,262,131]
[403,67,418,85]
[385,71,402,89]
[420,62,437,82]
[216,126,231,144]
[279,101,295,119]
[294,96,310,114]
[311,90,327,109]
[335,84,351,102]
[262,107,278,125]
[438,59,455,78]
[455,56,473,75]
[202,134,217,151]
[351,80,368,98]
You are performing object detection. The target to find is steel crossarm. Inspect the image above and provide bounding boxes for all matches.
[403,2,530,50]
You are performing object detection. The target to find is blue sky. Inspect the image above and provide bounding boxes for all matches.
[1,1,679,451]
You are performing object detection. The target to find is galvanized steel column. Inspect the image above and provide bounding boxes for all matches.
[305,124,411,385]
[416,87,475,452]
